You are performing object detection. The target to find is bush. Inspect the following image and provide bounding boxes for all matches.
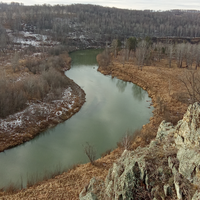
[84,142,96,165]
[25,59,43,74]
[0,67,71,118]
[25,53,68,74]
[120,132,133,150]
[42,67,69,89]
[179,69,200,104]
[97,49,111,67]
[117,129,142,150]
[48,45,69,56]
[23,76,49,100]
[0,78,27,118]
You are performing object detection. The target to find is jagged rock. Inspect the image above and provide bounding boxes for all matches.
[177,148,200,183]
[164,184,172,196]
[192,190,200,200]
[79,178,100,200]
[79,193,97,200]
[156,120,175,141]
[174,174,183,200]
[104,149,148,199]
[80,103,200,200]
[174,102,200,148]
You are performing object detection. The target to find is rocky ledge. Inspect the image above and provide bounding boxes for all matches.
[80,102,200,200]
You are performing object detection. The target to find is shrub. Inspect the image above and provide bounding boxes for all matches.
[84,142,96,165]
[42,67,69,89]
[48,45,68,56]
[0,67,71,118]
[120,132,133,150]
[0,77,27,118]
[23,76,49,100]
[97,49,111,67]
[179,69,200,104]
[117,129,142,150]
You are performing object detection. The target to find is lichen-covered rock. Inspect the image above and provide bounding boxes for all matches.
[164,184,172,196]
[80,103,200,200]
[79,193,97,200]
[174,102,200,148]
[174,174,183,200]
[79,178,104,200]
[156,121,175,141]
[177,148,200,184]
[192,190,200,200]
[104,149,148,199]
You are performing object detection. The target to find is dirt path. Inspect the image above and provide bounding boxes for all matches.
[0,55,190,199]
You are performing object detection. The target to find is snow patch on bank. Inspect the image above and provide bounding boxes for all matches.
[0,118,22,130]
[0,87,76,134]
[7,30,59,48]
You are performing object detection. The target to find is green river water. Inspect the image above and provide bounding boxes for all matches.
[0,49,153,188]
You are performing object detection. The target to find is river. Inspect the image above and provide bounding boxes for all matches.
[0,49,153,189]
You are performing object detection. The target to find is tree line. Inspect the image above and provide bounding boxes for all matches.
[98,37,200,104]
[0,54,71,118]
[109,37,200,70]
[0,3,200,49]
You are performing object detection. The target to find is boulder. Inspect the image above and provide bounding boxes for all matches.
[80,103,200,200]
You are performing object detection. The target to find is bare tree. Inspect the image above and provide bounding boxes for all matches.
[179,69,200,103]
[155,42,163,62]
[111,39,121,58]
[185,43,193,68]
[125,37,137,60]
[194,44,200,69]
[97,48,110,68]
[11,52,20,72]
[84,142,96,165]
[121,131,133,150]
[0,25,9,53]
[166,43,174,68]
[121,48,127,67]
[136,40,148,70]
[176,43,185,68]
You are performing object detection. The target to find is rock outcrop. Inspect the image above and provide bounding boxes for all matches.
[80,103,200,200]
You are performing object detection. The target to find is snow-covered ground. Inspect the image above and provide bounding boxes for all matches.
[7,30,59,48]
[0,87,76,133]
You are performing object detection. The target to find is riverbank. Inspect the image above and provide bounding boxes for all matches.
[97,53,189,146]
[0,54,85,152]
[0,80,85,152]
[0,52,190,199]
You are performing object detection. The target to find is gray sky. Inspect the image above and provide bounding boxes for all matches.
[3,0,200,11]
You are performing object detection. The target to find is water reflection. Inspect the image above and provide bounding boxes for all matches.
[116,79,127,93]
[70,49,103,66]
[132,85,146,101]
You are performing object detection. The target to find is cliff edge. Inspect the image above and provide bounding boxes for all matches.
[80,103,200,200]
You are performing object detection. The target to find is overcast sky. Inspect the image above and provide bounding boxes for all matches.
[3,0,200,11]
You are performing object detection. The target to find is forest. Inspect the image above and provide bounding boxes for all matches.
[0,2,200,51]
